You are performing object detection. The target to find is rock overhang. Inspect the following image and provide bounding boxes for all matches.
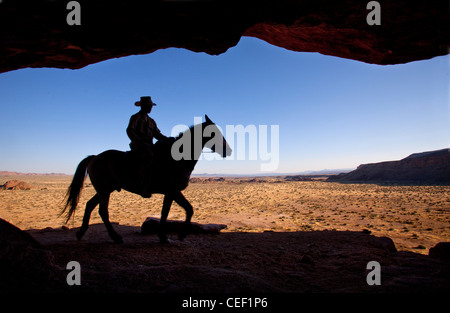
[0,0,448,74]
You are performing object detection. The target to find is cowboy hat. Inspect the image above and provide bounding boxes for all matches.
[135,96,157,107]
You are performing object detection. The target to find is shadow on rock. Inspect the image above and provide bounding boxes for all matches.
[1,221,448,293]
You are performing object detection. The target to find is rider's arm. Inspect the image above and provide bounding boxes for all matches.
[150,119,167,141]
[153,126,167,141]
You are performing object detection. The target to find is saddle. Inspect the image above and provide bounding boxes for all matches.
[125,137,175,162]
[123,137,178,194]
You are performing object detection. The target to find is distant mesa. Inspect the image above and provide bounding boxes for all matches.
[284,176,313,182]
[327,148,450,184]
[189,177,226,183]
[0,180,32,190]
[0,171,67,176]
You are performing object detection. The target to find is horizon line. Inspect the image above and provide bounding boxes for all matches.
[0,168,355,177]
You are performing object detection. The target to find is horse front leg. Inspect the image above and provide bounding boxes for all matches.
[173,191,194,241]
[159,194,174,243]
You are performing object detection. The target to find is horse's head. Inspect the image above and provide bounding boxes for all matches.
[203,114,232,158]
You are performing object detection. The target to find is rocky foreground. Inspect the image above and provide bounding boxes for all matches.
[1,218,449,294]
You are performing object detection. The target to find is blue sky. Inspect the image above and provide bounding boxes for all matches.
[0,37,448,175]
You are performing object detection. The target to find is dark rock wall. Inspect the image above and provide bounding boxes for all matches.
[0,0,448,73]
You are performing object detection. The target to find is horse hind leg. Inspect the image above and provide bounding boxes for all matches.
[173,192,194,241]
[98,193,124,243]
[76,194,100,240]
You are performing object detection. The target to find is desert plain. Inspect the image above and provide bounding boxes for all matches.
[1,175,449,252]
[1,174,450,293]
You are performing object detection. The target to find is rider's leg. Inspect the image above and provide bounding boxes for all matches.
[139,145,154,198]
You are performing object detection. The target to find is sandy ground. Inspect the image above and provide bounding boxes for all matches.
[1,175,450,294]
[1,175,449,253]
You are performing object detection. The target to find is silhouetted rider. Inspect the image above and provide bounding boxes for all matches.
[127,96,168,196]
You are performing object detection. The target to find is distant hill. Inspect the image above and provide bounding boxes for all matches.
[327,148,450,184]
[192,168,353,177]
[0,171,68,176]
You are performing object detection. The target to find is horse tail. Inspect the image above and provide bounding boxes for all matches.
[60,155,96,223]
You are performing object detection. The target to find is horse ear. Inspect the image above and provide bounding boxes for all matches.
[205,114,213,124]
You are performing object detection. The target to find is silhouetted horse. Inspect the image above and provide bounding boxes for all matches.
[61,115,231,243]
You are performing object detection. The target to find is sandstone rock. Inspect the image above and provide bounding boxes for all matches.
[0,1,448,73]
[0,218,58,291]
[327,148,450,184]
[0,180,32,190]
[429,242,450,260]
[369,236,397,253]
[141,217,227,235]
[14,226,450,293]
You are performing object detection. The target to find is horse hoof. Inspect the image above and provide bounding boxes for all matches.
[76,231,83,241]
[113,237,124,244]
